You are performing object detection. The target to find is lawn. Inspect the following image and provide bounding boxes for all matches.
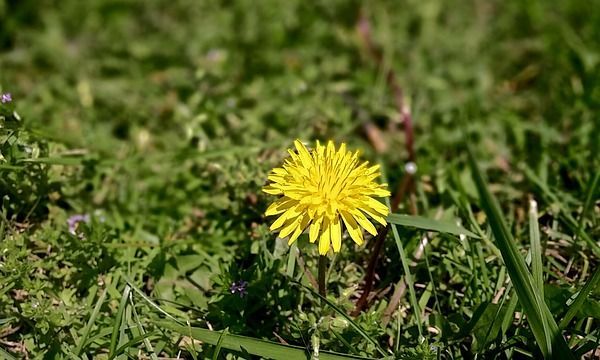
[1,0,599,359]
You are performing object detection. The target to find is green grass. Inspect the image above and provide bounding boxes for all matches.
[1,0,599,358]
[468,145,572,359]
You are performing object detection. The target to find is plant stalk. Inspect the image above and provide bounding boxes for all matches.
[318,255,327,298]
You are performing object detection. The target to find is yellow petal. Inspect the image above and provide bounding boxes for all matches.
[309,218,321,243]
[288,226,303,245]
[366,164,380,174]
[271,167,287,175]
[365,186,391,197]
[340,210,364,245]
[326,140,335,157]
[262,185,283,195]
[337,143,346,157]
[270,205,300,230]
[357,199,388,226]
[265,198,296,217]
[294,140,313,166]
[361,208,387,226]
[364,197,390,216]
[331,216,342,252]
[319,219,331,255]
[350,209,378,236]
[267,174,285,183]
[288,215,310,245]
[316,140,325,157]
[270,212,289,231]
[279,217,300,239]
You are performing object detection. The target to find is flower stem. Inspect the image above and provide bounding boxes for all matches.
[317,255,327,298]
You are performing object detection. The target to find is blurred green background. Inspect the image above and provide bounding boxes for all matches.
[1,0,599,358]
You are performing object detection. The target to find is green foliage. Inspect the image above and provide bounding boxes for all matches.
[1,0,599,358]
[468,147,573,358]
[0,101,51,221]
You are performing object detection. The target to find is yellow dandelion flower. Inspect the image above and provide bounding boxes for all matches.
[263,139,391,255]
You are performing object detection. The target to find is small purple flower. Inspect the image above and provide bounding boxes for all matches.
[1,93,12,104]
[67,214,90,235]
[229,280,248,298]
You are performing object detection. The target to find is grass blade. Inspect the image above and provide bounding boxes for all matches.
[381,168,424,339]
[130,295,159,360]
[501,289,519,334]
[0,346,17,360]
[389,221,423,338]
[286,242,298,278]
[184,321,199,360]
[109,285,131,358]
[559,265,600,329]
[156,320,374,360]
[577,171,599,234]
[108,332,162,360]
[18,156,84,166]
[212,328,228,360]
[124,275,183,325]
[529,199,544,296]
[522,167,600,257]
[467,146,574,359]
[75,287,107,356]
[387,213,479,238]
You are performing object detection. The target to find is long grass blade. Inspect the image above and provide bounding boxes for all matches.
[124,275,182,324]
[185,321,199,360]
[382,169,423,339]
[75,287,107,355]
[109,285,131,358]
[212,328,228,360]
[559,265,600,329]
[529,199,544,296]
[130,296,158,360]
[387,213,479,238]
[578,171,599,234]
[18,156,84,166]
[156,320,374,360]
[467,146,574,359]
[108,332,161,360]
[389,221,423,338]
[522,167,600,257]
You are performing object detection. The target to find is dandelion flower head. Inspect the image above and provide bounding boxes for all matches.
[263,140,390,255]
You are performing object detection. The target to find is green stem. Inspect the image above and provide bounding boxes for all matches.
[318,255,327,298]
